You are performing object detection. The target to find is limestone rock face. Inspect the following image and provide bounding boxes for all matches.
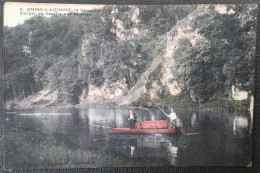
[77,6,211,107]
[110,6,139,40]
[79,80,128,106]
[126,6,209,101]
[116,6,210,106]
[232,85,248,101]
[162,6,209,97]
[5,89,58,109]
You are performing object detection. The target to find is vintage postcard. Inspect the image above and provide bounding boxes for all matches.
[2,2,256,170]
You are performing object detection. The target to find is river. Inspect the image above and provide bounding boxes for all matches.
[3,108,252,170]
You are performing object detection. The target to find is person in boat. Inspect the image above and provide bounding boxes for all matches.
[166,109,177,128]
[128,110,137,129]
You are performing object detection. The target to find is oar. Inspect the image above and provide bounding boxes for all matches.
[147,97,199,136]
[176,126,188,135]
[177,126,199,136]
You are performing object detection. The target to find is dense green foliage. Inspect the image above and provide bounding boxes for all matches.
[4,5,193,104]
[171,5,257,104]
[138,5,196,36]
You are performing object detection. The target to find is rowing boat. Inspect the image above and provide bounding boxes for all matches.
[108,120,182,134]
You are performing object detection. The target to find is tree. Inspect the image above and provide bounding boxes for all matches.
[172,5,257,103]
[196,5,256,95]
[139,6,196,37]
[172,38,226,103]
[3,25,39,100]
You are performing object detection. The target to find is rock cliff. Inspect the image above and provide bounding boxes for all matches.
[80,6,210,107]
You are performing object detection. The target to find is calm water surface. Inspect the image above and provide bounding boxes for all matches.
[4,108,251,169]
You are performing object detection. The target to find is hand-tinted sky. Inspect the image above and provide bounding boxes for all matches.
[4,2,104,27]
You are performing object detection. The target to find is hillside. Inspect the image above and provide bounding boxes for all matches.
[3,5,257,112]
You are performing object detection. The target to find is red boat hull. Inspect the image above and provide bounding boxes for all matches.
[108,126,181,134]
[108,120,181,134]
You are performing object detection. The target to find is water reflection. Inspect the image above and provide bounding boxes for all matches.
[130,145,135,157]
[107,133,179,164]
[167,143,178,165]
[4,108,252,167]
[233,116,249,136]
[191,113,197,128]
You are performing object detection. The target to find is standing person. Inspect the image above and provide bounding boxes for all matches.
[128,110,137,129]
[133,113,137,128]
[166,109,177,128]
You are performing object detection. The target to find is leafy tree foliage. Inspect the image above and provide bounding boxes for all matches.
[3,25,37,100]
[139,6,196,37]
[172,5,257,103]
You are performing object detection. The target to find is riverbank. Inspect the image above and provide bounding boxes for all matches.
[4,90,253,114]
[131,93,253,113]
